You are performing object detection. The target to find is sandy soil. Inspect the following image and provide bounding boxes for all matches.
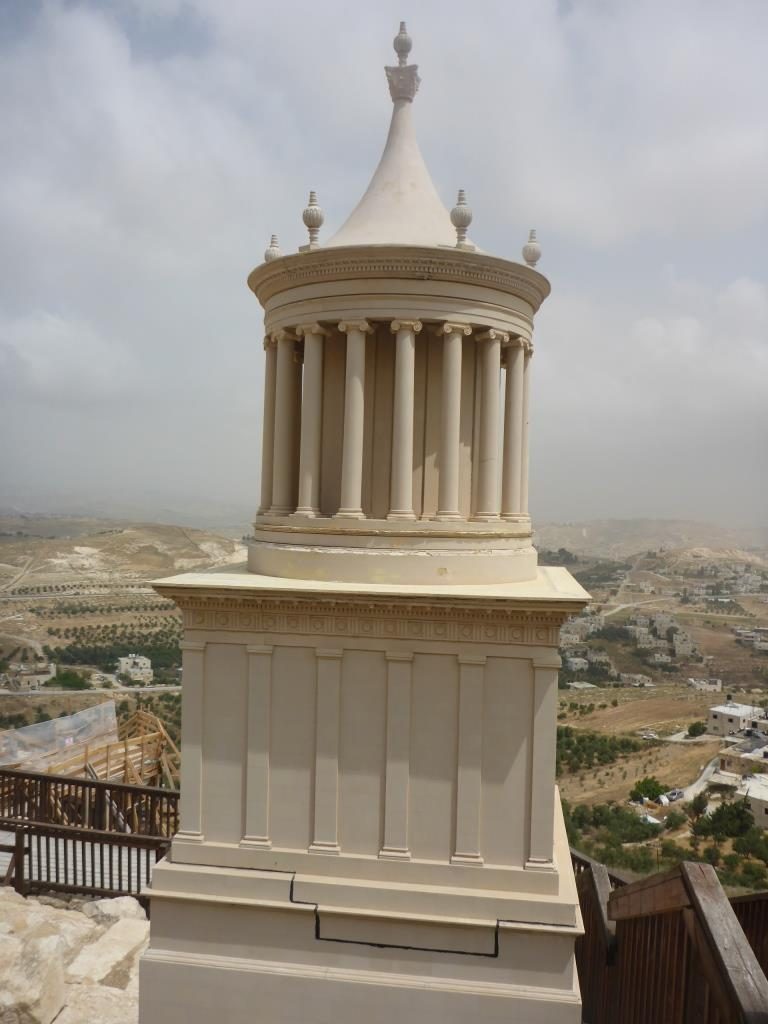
[562,687,717,734]
[559,738,721,806]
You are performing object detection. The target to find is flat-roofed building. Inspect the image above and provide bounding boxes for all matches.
[708,700,767,737]
[737,775,768,829]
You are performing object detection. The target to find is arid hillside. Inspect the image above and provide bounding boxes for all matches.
[0,518,246,589]
[535,518,768,560]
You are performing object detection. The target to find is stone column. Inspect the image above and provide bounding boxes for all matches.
[520,342,533,517]
[270,329,300,515]
[257,337,277,515]
[388,319,421,520]
[473,329,506,520]
[336,320,372,518]
[527,655,559,869]
[501,337,525,518]
[241,645,272,849]
[436,323,471,521]
[177,640,206,842]
[294,323,327,517]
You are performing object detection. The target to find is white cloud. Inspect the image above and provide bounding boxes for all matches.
[0,312,138,402]
[0,1,766,524]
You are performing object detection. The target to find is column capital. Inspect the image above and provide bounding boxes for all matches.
[316,647,344,661]
[437,322,472,337]
[524,339,534,356]
[295,322,330,338]
[262,335,277,351]
[476,328,509,344]
[270,328,298,345]
[502,336,526,368]
[338,319,373,335]
[179,640,206,653]
[390,319,422,333]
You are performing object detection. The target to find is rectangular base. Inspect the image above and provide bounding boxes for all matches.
[140,944,581,1024]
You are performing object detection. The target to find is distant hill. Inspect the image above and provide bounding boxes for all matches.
[0,518,246,585]
[534,519,768,561]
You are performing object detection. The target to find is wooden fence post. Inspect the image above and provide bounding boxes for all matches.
[13,830,25,895]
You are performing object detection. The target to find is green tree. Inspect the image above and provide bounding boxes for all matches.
[687,792,709,820]
[630,776,665,802]
[687,721,707,737]
[665,810,687,831]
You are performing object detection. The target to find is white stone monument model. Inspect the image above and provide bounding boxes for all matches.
[140,24,589,1024]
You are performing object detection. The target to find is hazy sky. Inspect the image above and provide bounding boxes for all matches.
[1,0,766,529]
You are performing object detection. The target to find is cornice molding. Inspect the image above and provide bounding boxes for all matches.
[156,590,572,647]
[248,246,551,312]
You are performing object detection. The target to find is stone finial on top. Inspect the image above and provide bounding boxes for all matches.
[386,21,420,102]
[264,234,282,262]
[522,229,541,267]
[301,191,324,250]
[450,189,475,250]
[393,21,412,65]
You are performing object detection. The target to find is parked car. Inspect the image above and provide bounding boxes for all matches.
[665,789,684,802]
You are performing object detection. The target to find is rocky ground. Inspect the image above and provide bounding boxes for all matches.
[0,888,147,1024]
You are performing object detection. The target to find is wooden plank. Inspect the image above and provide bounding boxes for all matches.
[682,861,768,1022]
[609,865,689,922]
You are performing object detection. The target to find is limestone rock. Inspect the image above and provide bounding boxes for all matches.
[0,932,66,1024]
[81,895,147,925]
[66,917,149,986]
[26,907,101,965]
[0,891,101,965]
[56,983,138,1024]
[0,885,27,906]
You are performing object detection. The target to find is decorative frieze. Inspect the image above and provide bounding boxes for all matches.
[248,249,550,311]
[164,592,567,646]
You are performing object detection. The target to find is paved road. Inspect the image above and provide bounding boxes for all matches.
[682,756,719,803]
[0,685,181,698]
[603,596,668,619]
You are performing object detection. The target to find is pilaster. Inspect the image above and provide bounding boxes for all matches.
[241,644,273,849]
[379,651,413,860]
[527,654,560,870]
[310,648,344,854]
[452,655,485,865]
[177,640,206,843]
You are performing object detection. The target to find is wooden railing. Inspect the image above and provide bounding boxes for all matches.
[5,820,169,905]
[0,767,179,837]
[0,767,178,905]
[732,891,768,979]
[572,850,768,1023]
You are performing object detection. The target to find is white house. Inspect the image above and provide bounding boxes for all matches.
[621,673,653,687]
[688,677,722,693]
[649,652,671,665]
[116,654,153,684]
[673,632,695,657]
[708,700,767,737]
[737,775,768,830]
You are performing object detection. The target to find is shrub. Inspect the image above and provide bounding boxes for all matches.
[630,776,665,802]
[665,810,687,831]
[687,721,707,737]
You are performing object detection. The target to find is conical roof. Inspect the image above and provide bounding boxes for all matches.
[327,24,456,249]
